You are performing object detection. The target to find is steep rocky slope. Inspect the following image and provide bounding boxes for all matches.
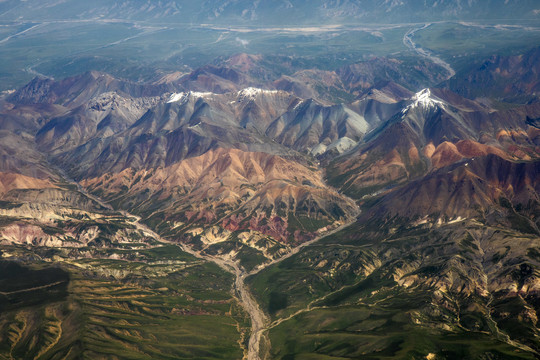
[42,87,375,180]
[2,75,372,269]
[446,46,540,103]
[9,71,174,107]
[327,88,540,197]
[82,148,357,247]
[365,155,540,230]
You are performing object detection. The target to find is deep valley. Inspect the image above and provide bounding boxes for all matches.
[0,1,539,359]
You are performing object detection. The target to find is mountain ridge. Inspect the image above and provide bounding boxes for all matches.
[2,0,539,25]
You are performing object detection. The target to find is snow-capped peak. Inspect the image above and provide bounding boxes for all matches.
[237,87,278,101]
[167,91,212,103]
[402,88,445,114]
[411,88,443,107]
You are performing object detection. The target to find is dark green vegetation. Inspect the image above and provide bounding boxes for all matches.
[0,262,69,312]
[268,306,535,360]
[248,220,540,359]
[204,240,267,273]
[0,245,247,359]
[413,22,540,73]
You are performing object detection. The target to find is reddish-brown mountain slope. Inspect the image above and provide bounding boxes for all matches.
[82,148,358,245]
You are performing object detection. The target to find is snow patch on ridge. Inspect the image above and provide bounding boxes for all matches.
[237,87,279,101]
[167,91,213,103]
[411,88,444,108]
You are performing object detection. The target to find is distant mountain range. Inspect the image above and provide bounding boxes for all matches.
[1,0,539,24]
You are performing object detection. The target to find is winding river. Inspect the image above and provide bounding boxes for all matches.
[56,161,359,360]
[403,23,456,80]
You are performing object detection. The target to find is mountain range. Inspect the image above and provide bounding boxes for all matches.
[0,16,539,360]
[2,0,540,24]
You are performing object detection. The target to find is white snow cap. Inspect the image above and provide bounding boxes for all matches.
[402,88,445,114]
[410,88,445,108]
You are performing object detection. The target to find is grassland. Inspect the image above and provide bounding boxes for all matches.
[1,20,538,91]
[267,304,535,359]
[247,220,540,359]
[410,22,540,73]
[0,245,248,359]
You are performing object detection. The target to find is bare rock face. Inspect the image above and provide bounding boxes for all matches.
[3,70,540,254]
[364,154,540,227]
[9,71,174,108]
[447,46,540,101]
[36,92,165,154]
[327,88,540,197]
[1,72,370,261]
[43,87,373,180]
[0,173,56,196]
[82,148,358,246]
[3,70,539,258]
[337,58,448,94]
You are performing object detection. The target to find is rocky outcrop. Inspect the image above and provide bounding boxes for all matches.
[82,148,358,244]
